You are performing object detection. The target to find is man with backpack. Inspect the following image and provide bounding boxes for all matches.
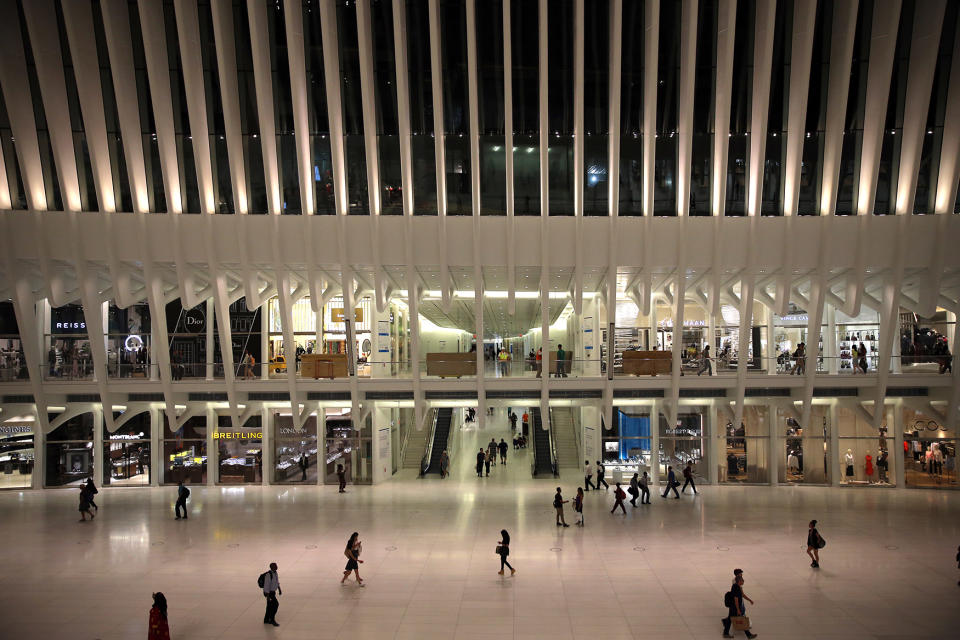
[611,482,627,514]
[258,562,281,626]
[174,481,190,520]
[661,465,680,498]
[722,570,756,638]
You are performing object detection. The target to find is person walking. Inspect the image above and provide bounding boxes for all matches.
[497,529,516,576]
[792,342,806,375]
[680,461,698,494]
[487,438,498,467]
[148,592,170,640]
[662,466,680,498]
[440,450,450,479]
[260,562,281,626]
[476,449,485,477]
[698,344,712,376]
[84,477,99,512]
[78,485,95,522]
[596,460,609,490]
[174,481,190,520]
[629,472,640,507]
[806,519,823,568]
[509,411,518,432]
[584,460,596,491]
[535,347,542,378]
[555,344,567,377]
[341,532,364,586]
[522,411,529,435]
[553,487,570,527]
[299,454,309,482]
[484,446,493,476]
[722,573,757,638]
[499,438,508,465]
[337,463,347,493]
[639,471,651,504]
[573,487,585,526]
[611,482,627,514]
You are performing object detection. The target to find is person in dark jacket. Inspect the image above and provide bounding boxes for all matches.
[595,460,609,490]
[722,573,756,638]
[78,485,95,521]
[148,592,170,640]
[806,519,822,568]
[497,529,515,575]
[175,481,190,519]
[680,461,698,494]
[661,466,680,498]
[498,438,508,465]
[337,463,347,492]
[85,477,99,511]
[476,449,485,477]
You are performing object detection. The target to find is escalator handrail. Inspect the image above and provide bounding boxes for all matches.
[530,407,537,477]
[546,407,559,477]
[419,408,439,477]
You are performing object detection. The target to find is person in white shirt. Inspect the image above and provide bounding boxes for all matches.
[584,460,596,491]
[261,562,281,626]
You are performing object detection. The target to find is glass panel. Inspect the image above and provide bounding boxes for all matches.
[0,415,34,489]
[273,414,319,483]
[215,416,263,484]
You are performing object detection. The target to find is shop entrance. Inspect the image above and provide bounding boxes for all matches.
[905,438,957,489]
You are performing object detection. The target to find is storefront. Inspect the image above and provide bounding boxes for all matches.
[273,413,318,483]
[720,405,769,483]
[107,304,151,378]
[835,309,881,373]
[658,409,707,481]
[835,405,895,486]
[773,308,825,373]
[604,408,653,477]
[162,415,207,485]
[323,408,371,485]
[778,405,831,484]
[0,414,34,489]
[103,411,151,486]
[902,408,956,489]
[167,300,209,379]
[0,302,26,381]
[215,415,263,484]
[46,412,96,487]
[46,304,93,380]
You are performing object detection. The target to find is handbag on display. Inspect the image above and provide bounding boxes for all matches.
[731,616,751,631]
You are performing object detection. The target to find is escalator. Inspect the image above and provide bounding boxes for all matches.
[424,408,453,475]
[531,408,556,476]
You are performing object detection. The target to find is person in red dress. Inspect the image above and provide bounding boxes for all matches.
[148,592,170,640]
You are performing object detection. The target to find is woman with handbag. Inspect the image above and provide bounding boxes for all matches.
[806,519,823,568]
[341,532,365,586]
[496,529,515,576]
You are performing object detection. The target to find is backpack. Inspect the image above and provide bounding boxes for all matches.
[257,572,268,588]
[183,487,190,499]
[615,488,626,500]
[553,495,562,508]
[724,591,735,608]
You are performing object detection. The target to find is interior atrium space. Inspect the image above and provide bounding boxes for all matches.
[2,0,960,638]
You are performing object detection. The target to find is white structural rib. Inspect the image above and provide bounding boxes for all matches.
[539,0,550,426]
[746,0,776,217]
[712,0,736,217]
[0,138,8,209]
[782,0,816,217]
[246,0,281,215]
[20,0,80,212]
[819,0,858,216]
[605,0,622,431]
[392,0,425,429]
[100,0,149,215]
[642,0,659,217]
[283,0,314,215]
[893,0,946,216]
[136,0,183,214]
[573,0,585,314]
[211,0,250,215]
[855,0,901,216]
[504,0,516,315]
[676,0,697,217]
[427,0,452,310]
[935,22,960,216]
[465,0,486,424]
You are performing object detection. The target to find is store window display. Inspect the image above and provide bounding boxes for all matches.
[902,408,956,489]
[273,414,318,483]
[107,304,151,378]
[45,304,93,381]
[0,413,34,489]
[103,411,151,486]
[658,410,706,482]
[603,409,653,478]
[838,406,895,486]
[778,406,830,484]
[0,302,27,381]
[166,300,208,379]
[835,309,881,373]
[162,415,207,485]
[721,405,769,483]
[46,412,96,487]
[216,415,263,484]
[323,409,371,484]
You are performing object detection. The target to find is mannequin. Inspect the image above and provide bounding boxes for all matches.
[787,450,799,474]
[864,453,874,482]
[844,449,854,481]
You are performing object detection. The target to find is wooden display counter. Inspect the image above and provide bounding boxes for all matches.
[301,353,348,379]
[621,350,672,376]
[426,352,477,378]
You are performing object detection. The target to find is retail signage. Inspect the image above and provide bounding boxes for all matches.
[184,308,206,333]
[109,433,146,440]
[657,319,706,328]
[124,334,144,351]
[377,320,390,353]
[0,425,32,435]
[331,308,363,323]
[51,306,86,334]
[214,432,263,439]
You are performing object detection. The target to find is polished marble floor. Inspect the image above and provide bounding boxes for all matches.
[1,425,958,640]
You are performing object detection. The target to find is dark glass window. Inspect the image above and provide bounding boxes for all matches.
[654,0,681,215]
[836,1,871,215]
[760,0,792,216]
[477,0,505,215]
[548,0,574,216]
[619,0,644,215]
[372,0,402,215]
[268,2,301,213]
[407,0,437,215]
[511,0,539,216]
[798,0,832,216]
[690,0,717,216]
[441,0,471,215]
[726,0,754,216]
[583,0,609,216]
[302,1,335,215]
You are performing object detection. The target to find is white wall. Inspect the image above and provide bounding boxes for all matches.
[418,322,471,354]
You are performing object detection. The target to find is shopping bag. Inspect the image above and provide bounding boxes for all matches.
[731,616,751,631]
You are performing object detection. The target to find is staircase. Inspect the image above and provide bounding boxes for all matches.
[402,409,433,469]
[551,408,579,470]
[531,408,554,476]
[425,408,453,474]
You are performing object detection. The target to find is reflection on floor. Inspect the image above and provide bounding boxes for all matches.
[1,448,958,640]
